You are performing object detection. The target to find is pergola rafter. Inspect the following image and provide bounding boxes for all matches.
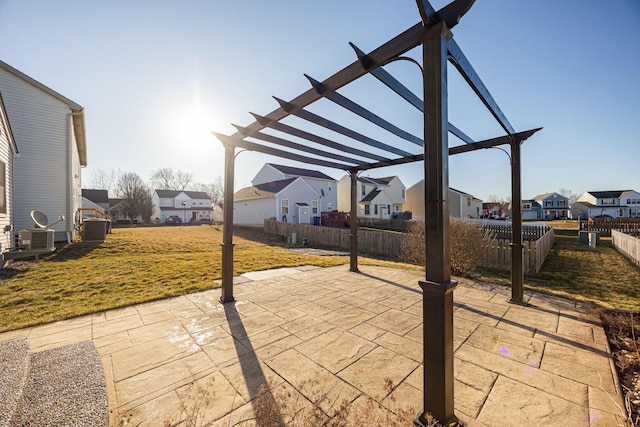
[214,0,541,424]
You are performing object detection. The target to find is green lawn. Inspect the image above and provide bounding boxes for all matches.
[1,221,639,332]
[0,225,415,332]
[477,220,640,311]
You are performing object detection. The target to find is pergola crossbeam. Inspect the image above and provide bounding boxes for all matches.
[350,42,477,146]
[249,112,392,163]
[232,128,369,166]
[229,22,426,141]
[213,133,353,170]
[273,97,414,158]
[447,40,515,136]
[305,74,424,146]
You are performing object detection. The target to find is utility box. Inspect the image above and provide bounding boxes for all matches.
[83,218,108,242]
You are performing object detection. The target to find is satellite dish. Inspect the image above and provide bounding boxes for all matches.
[31,210,49,228]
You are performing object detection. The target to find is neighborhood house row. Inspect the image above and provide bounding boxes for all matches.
[1,59,638,261]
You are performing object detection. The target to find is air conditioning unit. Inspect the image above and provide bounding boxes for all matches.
[18,229,55,250]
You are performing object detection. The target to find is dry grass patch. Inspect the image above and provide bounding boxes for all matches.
[476,221,640,311]
[0,225,413,332]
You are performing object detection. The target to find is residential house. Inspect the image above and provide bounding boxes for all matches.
[0,91,19,256]
[404,179,482,220]
[337,175,406,219]
[82,189,109,214]
[521,199,543,221]
[108,199,142,224]
[482,202,508,219]
[152,190,213,223]
[234,164,337,226]
[574,190,640,219]
[0,60,87,242]
[532,192,569,220]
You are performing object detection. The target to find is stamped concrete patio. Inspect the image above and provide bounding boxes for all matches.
[0,265,627,426]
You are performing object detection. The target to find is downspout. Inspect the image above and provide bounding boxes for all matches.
[68,112,83,243]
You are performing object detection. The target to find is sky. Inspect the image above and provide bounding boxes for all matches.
[0,0,638,202]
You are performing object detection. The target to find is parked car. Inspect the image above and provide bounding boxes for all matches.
[165,215,183,225]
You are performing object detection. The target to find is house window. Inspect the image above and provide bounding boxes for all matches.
[395,205,399,212]
[192,201,196,206]
[387,204,390,212]
[327,202,333,210]
[374,204,378,215]
[281,199,289,215]
[311,200,318,214]
[361,185,366,196]
[364,204,370,215]
[523,203,531,210]
[402,189,405,199]
[0,161,5,214]
[328,183,332,192]
[467,198,471,207]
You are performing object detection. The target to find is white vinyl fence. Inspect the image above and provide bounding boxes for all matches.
[612,229,640,267]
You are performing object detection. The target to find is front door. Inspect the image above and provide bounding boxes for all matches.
[298,205,310,224]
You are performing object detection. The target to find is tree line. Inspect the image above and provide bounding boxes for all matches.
[87,167,223,223]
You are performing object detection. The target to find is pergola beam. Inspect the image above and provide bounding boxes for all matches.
[348,127,541,172]
[447,40,515,136]
[350,42,475,146]
[213,133,353,170]
[230,22,426,141]
[305,75,424,146]
[249,112,392,162]
[232,128,369,166]
[273,97,414,158]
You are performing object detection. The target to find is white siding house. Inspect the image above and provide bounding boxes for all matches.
[234,168,337,226]
[337,175,406,219]
[152,190,213,223]
[252,163,337,208]
[0,60,87,242]
[404,180,482,220]
[0,91,19,256]
[575,190,640,218]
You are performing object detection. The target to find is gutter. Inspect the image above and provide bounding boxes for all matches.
[68,112,84,243]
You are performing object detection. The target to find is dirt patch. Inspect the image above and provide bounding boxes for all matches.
[601,309,640,425]
[0,261,31,280]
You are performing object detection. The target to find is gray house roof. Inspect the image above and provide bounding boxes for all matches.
[82,189,109,204]
[267,163,335,181]
[358,176,394,186]
[155,190,211,199]
[234,177,298,201]
[361,189,382,203]
[532,192,568,201]
[586,190,632,199]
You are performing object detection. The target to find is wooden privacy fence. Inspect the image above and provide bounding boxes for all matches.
[612,230,640,267]
[264,219,555,274]
[483,228,554,274]
[580,218,640,237]
[481,222,550,241]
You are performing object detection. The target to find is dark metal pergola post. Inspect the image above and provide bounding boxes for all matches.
[349,170,359,272]
[416,21,458,427]
[510,138,525,304]
[220,142,236,304]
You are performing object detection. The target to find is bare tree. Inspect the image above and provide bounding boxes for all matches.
[175,170,193,191]
[558,187,579,204]
[149,168,193,191]
[115,172,154,223]
[190,177,223,205]
[86,168,118,193]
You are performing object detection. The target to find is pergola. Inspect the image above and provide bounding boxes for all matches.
[214,0,541,424]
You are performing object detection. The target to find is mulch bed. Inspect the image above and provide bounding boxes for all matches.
[601,309,640,425]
